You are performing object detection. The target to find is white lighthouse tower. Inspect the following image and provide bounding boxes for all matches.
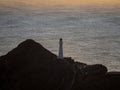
[57,38,64,60]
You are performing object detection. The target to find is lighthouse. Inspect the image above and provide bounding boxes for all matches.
[57,38,63,60]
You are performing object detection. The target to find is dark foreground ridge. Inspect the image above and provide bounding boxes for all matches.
[0,39,120,90]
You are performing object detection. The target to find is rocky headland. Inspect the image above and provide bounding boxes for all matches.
[0,39,120,90]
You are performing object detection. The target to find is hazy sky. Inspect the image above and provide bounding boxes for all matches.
[27,0,120,6]
[1,0,120,8]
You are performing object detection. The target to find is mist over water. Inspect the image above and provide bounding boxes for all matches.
[0,1,120,71]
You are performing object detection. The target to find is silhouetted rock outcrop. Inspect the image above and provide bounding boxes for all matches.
[0,39,120,90]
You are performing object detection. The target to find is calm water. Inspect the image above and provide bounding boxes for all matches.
[0,1,120,71]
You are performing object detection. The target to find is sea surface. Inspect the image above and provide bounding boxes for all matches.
[0,1,120,71]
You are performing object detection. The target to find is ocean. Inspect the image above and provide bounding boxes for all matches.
[0,1,120,71]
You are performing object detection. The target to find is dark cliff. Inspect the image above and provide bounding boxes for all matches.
[0,39,120,90]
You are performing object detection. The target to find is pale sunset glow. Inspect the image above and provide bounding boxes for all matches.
[22,0,120,5]
[1,0,120,8]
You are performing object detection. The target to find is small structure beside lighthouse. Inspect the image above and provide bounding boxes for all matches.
[57,38,64,60]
